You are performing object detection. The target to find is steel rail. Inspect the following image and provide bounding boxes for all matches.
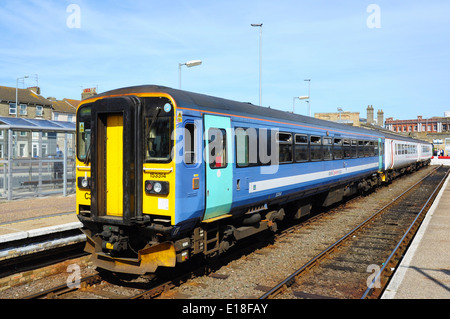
[23,274,102,299]
[362,166,449,299]
[259,166,442,299]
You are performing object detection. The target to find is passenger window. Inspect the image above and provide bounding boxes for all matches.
[277,132,293,163]
[351,140,357,158]
[310,136,322,161]
[235,128,249,167]
[343,139,351,158]
[295,134,309,162]
[369,141,375,156]
[333,138,343,159]
[235,127,257,167]
[358,141,364,158]
[364,141,370,157]
[184,123,196,165]
[323,137,332,160]
[208,128,227,169]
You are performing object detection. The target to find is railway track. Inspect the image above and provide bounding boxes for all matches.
[259,165,449,299]
[15,165,445,300]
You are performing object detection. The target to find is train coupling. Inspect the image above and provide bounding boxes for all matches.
[81,227,176,274]
[100,225,128,252]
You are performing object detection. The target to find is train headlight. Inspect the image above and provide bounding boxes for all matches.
[145,181,169,195]
[81,178,89,188]
[77,177,91,189]
[153,182,162,193]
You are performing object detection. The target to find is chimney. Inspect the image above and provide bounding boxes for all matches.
[367,105,374,124]
[377,109,384,126]
[82,87,98,100]
[27,86,41,95]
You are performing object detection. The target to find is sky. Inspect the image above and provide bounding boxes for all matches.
[0,0,449,121]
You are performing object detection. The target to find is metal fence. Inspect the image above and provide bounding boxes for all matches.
[0,117,76,200]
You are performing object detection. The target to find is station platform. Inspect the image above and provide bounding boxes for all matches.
[0,195,80,241]
[0,165,449,299]
[382,167,450,299]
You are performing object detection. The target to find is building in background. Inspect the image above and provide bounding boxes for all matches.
[49,98,79,123]
[385,113,450,155]
[0,86,53,120]
[315,105,384,128]
[81,87,98,100]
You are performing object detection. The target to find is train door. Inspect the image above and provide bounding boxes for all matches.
[90,96,140,225]
[203,114,233,220]
[378,138,383,171]
[105,114,124,216]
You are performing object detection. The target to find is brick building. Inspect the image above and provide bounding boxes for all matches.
[49,98,80,123]
[385,115,450,134]
[0,86,53,120]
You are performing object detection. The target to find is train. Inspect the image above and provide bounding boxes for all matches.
[75,85,432,274]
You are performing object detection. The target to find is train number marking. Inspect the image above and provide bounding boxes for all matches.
[149,172,167,179]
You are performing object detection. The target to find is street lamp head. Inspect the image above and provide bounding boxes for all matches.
[298,96,309,100]
[251,23,263,27]
[185,60,202,67]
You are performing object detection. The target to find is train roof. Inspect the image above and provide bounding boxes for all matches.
[92,85,431,145]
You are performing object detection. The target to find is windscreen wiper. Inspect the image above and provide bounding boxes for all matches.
[146,107,162,141]
[84,142,92,165]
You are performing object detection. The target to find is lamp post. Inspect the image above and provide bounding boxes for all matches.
[16,75,29,117]
[337,107,343,122]
[293,96,309,113]
[304,79,311,116]
[251,23,263,106]
[178,60,202,89]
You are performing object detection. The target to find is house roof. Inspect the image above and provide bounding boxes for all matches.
[52,98,79,114]
[0,86,53,106]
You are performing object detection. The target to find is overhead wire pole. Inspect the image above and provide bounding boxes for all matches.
[251,23,263,106]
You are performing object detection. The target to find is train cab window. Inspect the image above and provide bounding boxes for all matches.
[145,116,172,163]
[76,104,92,162]
[277,132,293,163]
[333,138,343,159]
[184,123,197,165]
[343,139,351,158]
[208,128,227,169]
[310,136,322,161]
[358,141,364,158]
[323,137,333,160]
[351,140,358,158]
[295,134,309,162]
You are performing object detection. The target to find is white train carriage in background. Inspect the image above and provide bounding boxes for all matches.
[383,132,432,181]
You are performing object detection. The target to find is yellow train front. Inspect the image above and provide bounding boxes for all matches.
[76,87,184,274]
